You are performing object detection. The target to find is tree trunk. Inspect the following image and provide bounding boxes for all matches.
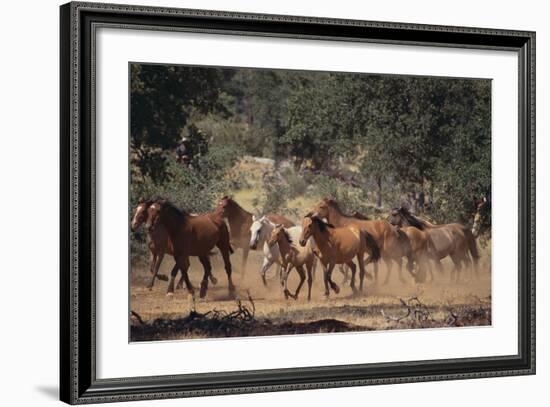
[376,176,382,208]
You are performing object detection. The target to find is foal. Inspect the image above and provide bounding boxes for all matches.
[267,225,316,301]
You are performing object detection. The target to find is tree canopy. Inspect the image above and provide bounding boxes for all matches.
[130,63,491,226]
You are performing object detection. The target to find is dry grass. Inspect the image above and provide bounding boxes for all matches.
[130,245,491,341]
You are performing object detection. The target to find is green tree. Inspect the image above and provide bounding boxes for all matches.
[130,64,227,181]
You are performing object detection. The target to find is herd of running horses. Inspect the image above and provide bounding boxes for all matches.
[130,196,480,301]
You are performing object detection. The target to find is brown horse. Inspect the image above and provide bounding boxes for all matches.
[131,199,170,287]
[311,198,414,284]
[400,226,432,283]
[299,215,380,297]
[267,225,316,301]
[388,206,479,281]
[146,200,235,298]
[130,199,217,290]
[216,196,294,277]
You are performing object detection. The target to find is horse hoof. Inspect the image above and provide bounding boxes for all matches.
[157,274,168,281]
[331,284,340,294]
[210,276,218,285]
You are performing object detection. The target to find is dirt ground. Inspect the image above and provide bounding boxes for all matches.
[130,245,491,341]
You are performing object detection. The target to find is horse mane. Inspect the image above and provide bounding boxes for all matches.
[350,210,369,220]
[322,197,343,212]
[156,199,190,223]
[282,228,293,244]
[398,207,428,230]
[221,196,251,216]
[311,216,335,232]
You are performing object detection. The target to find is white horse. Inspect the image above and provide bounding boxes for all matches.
[249,216,283,285]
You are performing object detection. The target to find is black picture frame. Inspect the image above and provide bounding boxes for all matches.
[60,2,536,404]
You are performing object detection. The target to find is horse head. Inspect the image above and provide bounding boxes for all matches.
[131,198,152,231]
[144,201,160,231]
[388,207,406,227]
[249,215,265,249]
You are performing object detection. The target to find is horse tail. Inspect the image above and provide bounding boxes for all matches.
[465,228,479,262]
[362,231,380,262]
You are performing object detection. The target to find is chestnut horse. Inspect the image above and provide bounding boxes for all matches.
[388,206,479,282]
[299,215,380,297]
[400,226,432,283]
[130,199,217,289]
[216,196,293,277]
[131,199,170,287]
[145,200,235,298]
[311,198,414,284]
[267,225,316,301]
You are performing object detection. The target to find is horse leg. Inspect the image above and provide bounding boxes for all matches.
[241,246,249,278]
[259,257,275,286]
[357,253,367,293]
[396,257,406,284]
[346,261,358,294]
[339,264,349,284]
[306,259,314,301]
[166,263,179,295]
[282,263,292,299]
[450,255,461,283]
[420,256,432,283]
[198,255,213,298]
[149,252,156,275]
[168,256,192,296]
[322,264,330,298]
[383,259,392,285]
[292,265,306,300]
[327,263,340,294]
[218,243,235,296]
[433,259,445,282]
[148,253,165,290]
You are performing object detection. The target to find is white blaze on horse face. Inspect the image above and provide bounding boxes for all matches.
[145,203,161,229]
[131,203,146,229]
[249,220,263,248]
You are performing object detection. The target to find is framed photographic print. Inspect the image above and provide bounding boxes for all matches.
[60,1,535,404]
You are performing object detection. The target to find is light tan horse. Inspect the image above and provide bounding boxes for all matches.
[311,198,414,284]
[388,206,479,282]
[299,215,380,297]
[267,225,316,301]
[216,196,293,277]
[146,200,235,298]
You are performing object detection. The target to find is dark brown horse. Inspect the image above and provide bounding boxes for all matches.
[311,198,415,284]
[146,200,235,298]
[388,206,479,281]
[130,199,217,290]
[216,196,293,277]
